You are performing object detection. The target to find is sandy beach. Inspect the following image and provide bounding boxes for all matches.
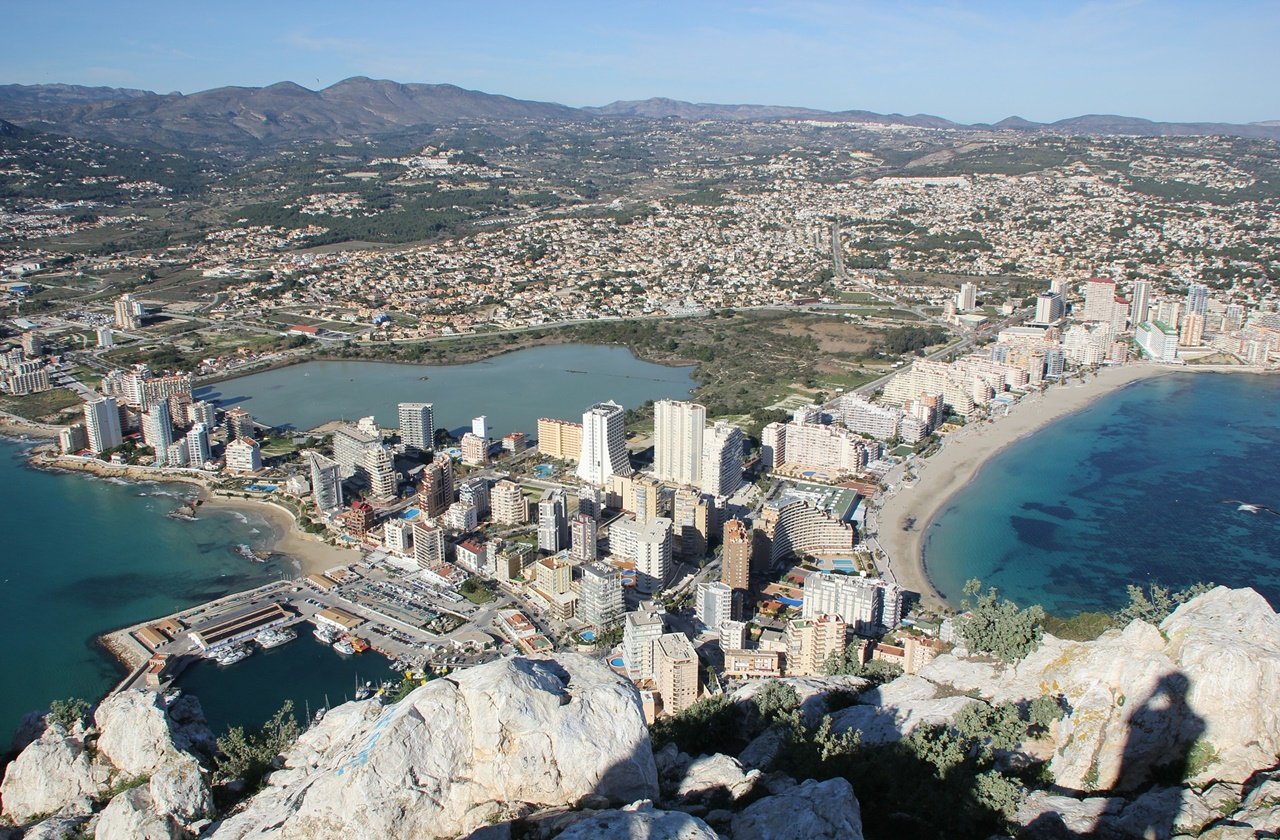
[875,364,1187,611]
[198,494,361,577]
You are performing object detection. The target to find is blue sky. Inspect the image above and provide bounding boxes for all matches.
[4,1,1277,123]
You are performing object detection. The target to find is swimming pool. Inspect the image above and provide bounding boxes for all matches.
[399,507,422,520]
[533,465,554,478]
[830,558,858,571]
[243,483,278,493]
[609,657,625,668]
[579,630,597,642]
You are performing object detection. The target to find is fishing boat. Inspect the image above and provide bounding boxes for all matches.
[255,627,297,649]
[213,644,252,666]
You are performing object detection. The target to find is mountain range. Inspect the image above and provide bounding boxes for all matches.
[1,76,1277,150]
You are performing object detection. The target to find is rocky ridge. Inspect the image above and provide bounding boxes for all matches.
[1,588,1277,839]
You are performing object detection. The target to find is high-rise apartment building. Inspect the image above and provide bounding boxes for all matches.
[700,420,743,497]
[417,454,455,518]
[957,282,977,312]
[365,445,398,501]
[458,477,490,520]
[187,423,212,468]
[397,402,434,452]
[1034,292,1065,325]
[673,488,714,558]
[83,397,122,454]
[1186,283,1209,317]
[306,451,344,512]
[576,401,632,485]
[1129,281,1151,327]
[536,418,582,461]
[412,521,446,569]
[653,400,705,487]
[333,424,382,480]
[225,437,263,474]
[654,633,699,716]
[224,407,255,441]
[537,488,568,553]
[801,573,902,635]
[186,400,217,429]
[569,512,598,562]
[140,398,172,461]
[623,602,665,681]
[721,518,752,593]
[695,581,733,631]
[459,432,488,466]
[786,615,847,677]
[1180,312,1206,347]
[635,516,673,594]
[1082,277,1117,323]
[471,416,489,440]
[491,480,527,525]
[577,562,624,630]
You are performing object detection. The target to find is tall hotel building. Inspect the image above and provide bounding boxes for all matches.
[398,402,434,452]
[83,397,123,454]
[576,401,632,485]
[653,400,705,486]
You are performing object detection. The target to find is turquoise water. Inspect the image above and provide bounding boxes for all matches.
[195,344,696,434]
[0,440,284,741]
[924,373,1280,615]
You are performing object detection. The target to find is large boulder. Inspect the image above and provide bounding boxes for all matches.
[991,587,1280,791]
[672,753,761,803]
[94,786,180,840]
[829,675,975,744]
[210,655,658,840]
[0,725,110,823]
[730,777,863,840]
[94,691,215,778]
[148,756,213,823]
[554,807,718,839]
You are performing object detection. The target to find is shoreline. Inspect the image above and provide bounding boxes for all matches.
[874,364,1273,612]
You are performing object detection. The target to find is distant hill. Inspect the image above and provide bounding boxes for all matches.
[0,77,583,150]
[1,78,1277,150]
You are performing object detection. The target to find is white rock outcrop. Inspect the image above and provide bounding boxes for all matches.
[829,676,976,744]
[94,691,215,778]
[902,587,1280,791]
[0,725,110,823]
[210,655,658,840]
[730,777,864,840]
[94,786,180,840]
[555,807,719,839]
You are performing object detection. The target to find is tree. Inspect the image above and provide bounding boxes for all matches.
[215,701,301,788]
[753,679,801,728]
[957,579,1045,663]
[1116,582,1215,625]
[47,697,91,731]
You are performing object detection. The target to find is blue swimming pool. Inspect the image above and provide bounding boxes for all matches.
[579,630,597,642]
[533,465,554,478]
[609,657,625,668]
[399,507,421,520]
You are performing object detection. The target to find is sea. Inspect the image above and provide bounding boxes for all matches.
[924,372,1280,616]
[0,345,695,742]
[194,343,698,434]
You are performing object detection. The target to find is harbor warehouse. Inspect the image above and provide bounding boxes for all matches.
[187,603,290,653]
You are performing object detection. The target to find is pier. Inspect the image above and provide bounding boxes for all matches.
[103,557,506,697]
